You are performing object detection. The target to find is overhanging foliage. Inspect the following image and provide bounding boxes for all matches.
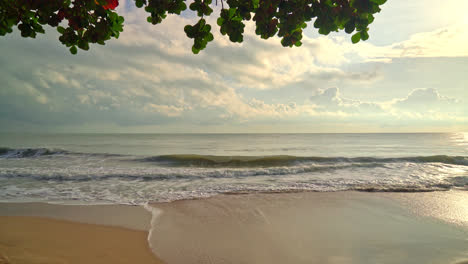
[0,0,386,54]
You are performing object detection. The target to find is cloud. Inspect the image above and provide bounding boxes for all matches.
[390,25,468,58]
[310,87,385,115]
[144,104,187,117]
[111,4,382,91]
[345,23,468,62]
[308,87,466,123]
[0,1,467,132]
[387,88,465,121]
[393,88,458,110]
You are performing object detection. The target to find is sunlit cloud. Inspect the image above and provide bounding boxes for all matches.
[347,24,468,61]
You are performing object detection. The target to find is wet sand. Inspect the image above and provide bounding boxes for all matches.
[150,190,468,264]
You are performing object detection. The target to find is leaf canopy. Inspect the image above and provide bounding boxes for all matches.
[0,0,386,54]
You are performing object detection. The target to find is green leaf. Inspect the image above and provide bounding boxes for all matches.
[57,26,65,34]
[370,0,386,4]
[217,17,224,26]
[70,46,77,54]
[207,33,214,41]
[184,25,194,37]
[135,0,144,8]
[228,8,236,19]
[344,21,355,34]
[189,2,198,11]
[199,18,206,27]
[351,32,361,43]
[252,0,259,9]
[361,30,369,40]
[78,41,89,50]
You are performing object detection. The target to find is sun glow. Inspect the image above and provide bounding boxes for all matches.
[450,132,468,146]
[425,0,468,26]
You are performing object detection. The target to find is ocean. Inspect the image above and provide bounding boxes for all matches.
[0,133,467,204]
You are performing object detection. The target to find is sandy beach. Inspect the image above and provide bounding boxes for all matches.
[1,191,467,264]
[0,204,164,264]
[0,216,164,264]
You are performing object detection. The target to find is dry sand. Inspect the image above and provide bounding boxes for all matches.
[0,216,164,264]
[0,203,152,231]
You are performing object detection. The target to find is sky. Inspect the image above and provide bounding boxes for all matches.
[0,0,467,133]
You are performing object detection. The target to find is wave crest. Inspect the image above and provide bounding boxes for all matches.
[0,147,67,158]
[141,154,468,167]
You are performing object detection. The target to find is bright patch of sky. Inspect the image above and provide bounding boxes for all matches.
[0,0,467,133]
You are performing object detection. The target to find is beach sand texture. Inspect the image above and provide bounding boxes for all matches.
[0,216,164,264]
[0,191,467,264]
[150,191,468,264]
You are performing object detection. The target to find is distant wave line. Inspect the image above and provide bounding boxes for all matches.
[1,147,468,167]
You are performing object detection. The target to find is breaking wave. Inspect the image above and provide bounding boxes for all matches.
[0,147,68,158]
[1,146,467,204]
[2,147,467,167]
[141,154,468,167]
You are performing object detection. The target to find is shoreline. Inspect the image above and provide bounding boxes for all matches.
[1,190,467,264]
